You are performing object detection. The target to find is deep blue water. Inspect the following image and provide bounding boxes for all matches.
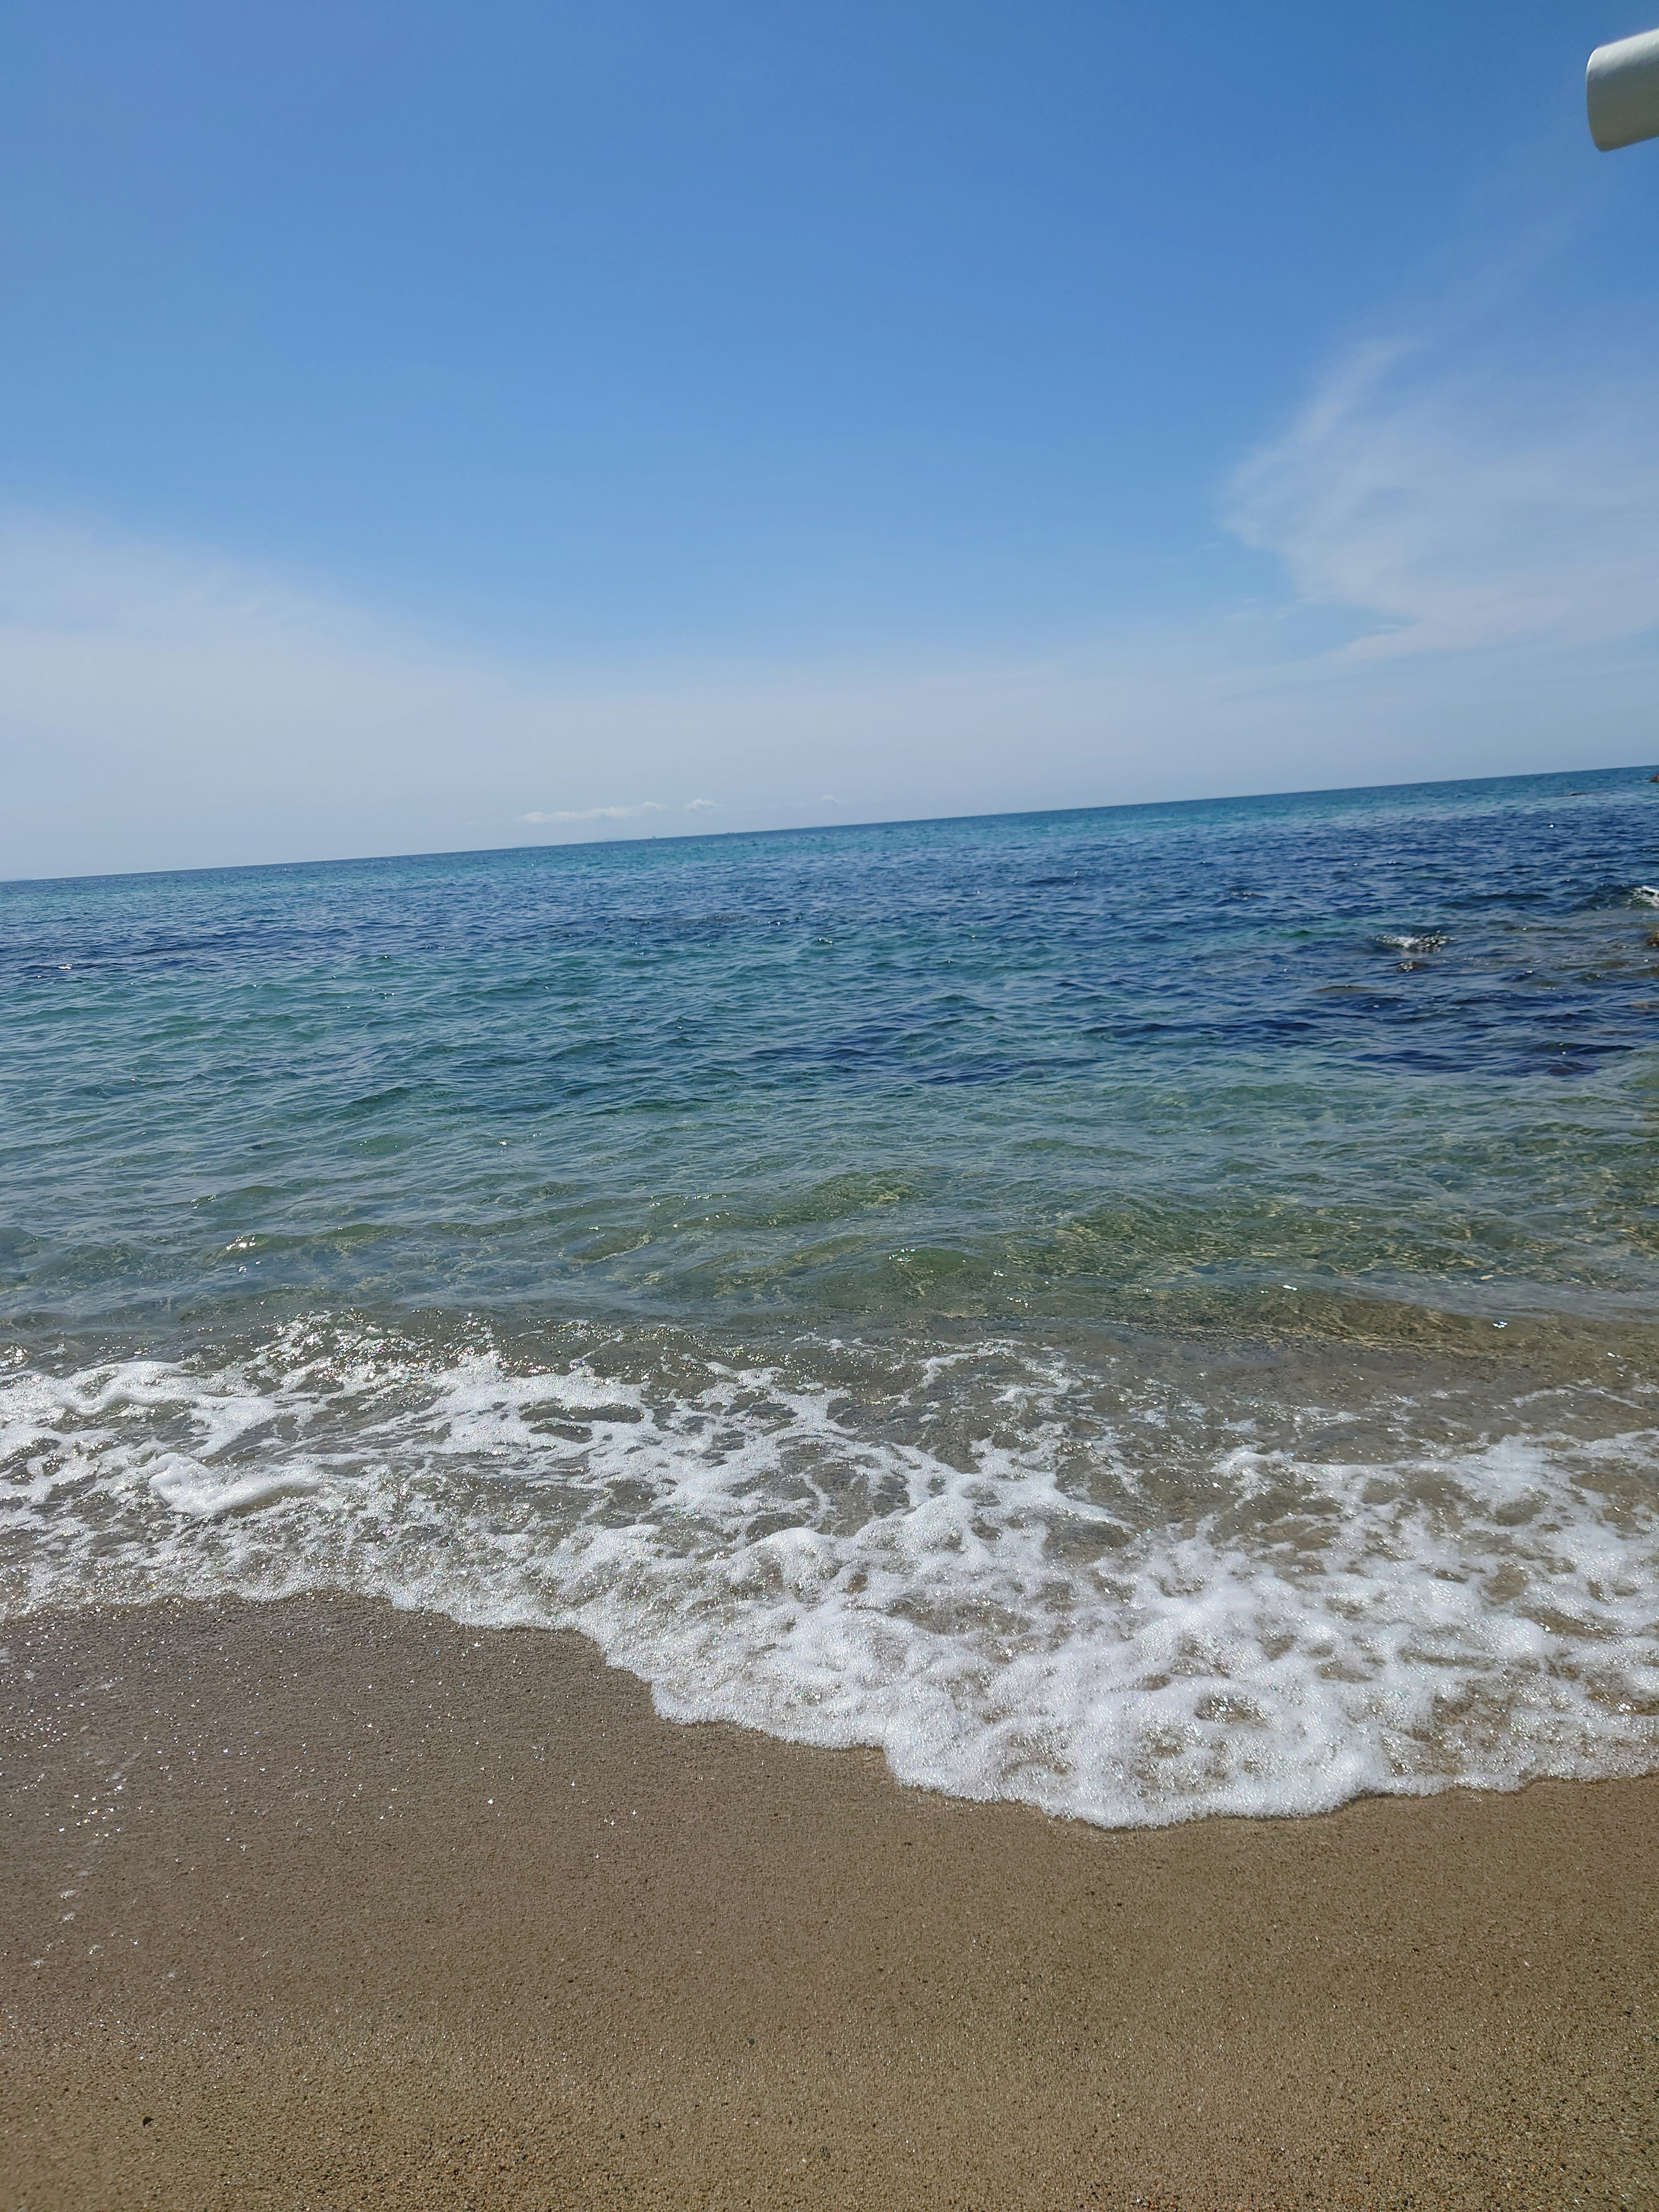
[5,764,1659,1335]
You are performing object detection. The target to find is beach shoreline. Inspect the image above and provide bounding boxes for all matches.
[2,1595,1655,2209]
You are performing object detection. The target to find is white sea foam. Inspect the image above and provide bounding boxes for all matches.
[147,1456,323,1518]
[2,1324,1656,1826]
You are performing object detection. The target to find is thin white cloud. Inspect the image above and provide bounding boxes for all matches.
[521,802,665,823]
[1227,333,1659,659]
[683,798,716,811]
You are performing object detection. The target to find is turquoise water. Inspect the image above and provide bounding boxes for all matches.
[4,767,1658,1822]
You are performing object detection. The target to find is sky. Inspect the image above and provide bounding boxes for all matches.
[3,1,1658,880]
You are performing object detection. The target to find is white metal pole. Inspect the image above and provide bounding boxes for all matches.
[1587,27,1659,148]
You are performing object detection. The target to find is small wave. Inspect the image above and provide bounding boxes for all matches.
[1376,931,1449,954]
[1629,887,1659,909]
[2,1320,1656,1830]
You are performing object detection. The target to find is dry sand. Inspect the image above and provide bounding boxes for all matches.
[1,1595,1654,2210]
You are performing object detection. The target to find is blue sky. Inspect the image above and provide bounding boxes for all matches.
[3,1,1658,877]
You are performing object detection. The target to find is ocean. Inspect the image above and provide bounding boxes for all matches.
[4,766,1658,1827]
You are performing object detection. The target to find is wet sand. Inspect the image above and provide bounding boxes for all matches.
[1,1597,1655,2210]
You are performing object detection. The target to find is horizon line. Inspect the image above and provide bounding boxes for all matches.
[4,758,1655,894]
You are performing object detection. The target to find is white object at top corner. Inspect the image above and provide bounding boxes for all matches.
[1587,26,1659,149]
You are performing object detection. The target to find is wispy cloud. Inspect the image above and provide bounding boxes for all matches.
[521,797,714,826]
[521,802,666,824]
[1227,333,1659,659]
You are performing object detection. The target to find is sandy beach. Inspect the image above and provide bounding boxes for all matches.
[0,1596,1653,2209]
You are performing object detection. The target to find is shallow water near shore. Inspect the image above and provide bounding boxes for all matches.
[4,766,1659,1824]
